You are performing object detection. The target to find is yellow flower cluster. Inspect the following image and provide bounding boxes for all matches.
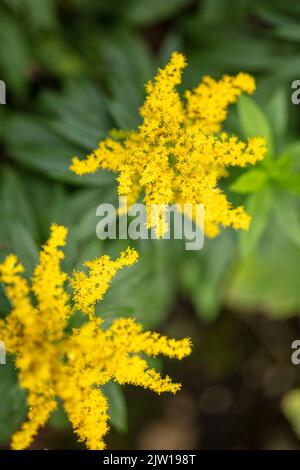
[71,52,266,237]
[0,224,191,450]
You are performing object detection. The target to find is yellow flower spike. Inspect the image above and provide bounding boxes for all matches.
[70,247,139,318]
[11,392,57,450]
[71,52,267,237]
[185,72,256,133]
[0,255,37,350]
[0,225,191,450]
[32,223,70,340]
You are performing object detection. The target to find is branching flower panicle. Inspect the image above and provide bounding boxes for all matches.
[71,52,266,237]
[0,224,191,450]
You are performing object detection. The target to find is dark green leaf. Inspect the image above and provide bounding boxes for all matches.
[125,0,193,25]
[0,12,30,97]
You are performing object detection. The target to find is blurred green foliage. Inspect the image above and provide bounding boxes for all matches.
[1,0,300,448]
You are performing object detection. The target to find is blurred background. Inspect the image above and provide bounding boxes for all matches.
[1,0,300,450]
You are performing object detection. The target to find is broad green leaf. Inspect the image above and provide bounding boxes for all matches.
[239,187,272,257]
[192,282,220,322]
[0,359,27,443]
[61,230,80,274]
[266,88,288,146]
[273,190,300,248]
[125,0,193,25]
[74,238,104,269]
[5,115,114,186]
[1,166,38,238]
[266,151,300,196]
[106,95,140,130]
[199,0,229,24]
[25,177,56,239]
[36,35,85,77]
[274,24,300,42]
[228,226,300,318]
[40,81,111,150]
[188,38,276,75]
[180,233,234,322]
[194,234,234,321]
[73,206,98,244]
[98,240,174,328]
[277,173,300,196]
[283,142,300,170]
[238,95,274,156]
[3,0,57,30]
[7,223,39,275]
[98,31,153,129]
[0,12,30,97]
[71,186,116,245]
[230,169,267,194]
[24,0,57,30]
[70,188,108,222]
[0,167,39,273]
[99,31,154,90]
[159,33,184,65]
[256,6,297,27]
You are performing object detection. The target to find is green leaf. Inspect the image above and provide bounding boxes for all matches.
[69,188,107,222]
[40,81,111,150]
[125,0,193,25]
[159,32,184,65]
[99,31,153,129]
[49,402,70,430]
[256,6,296,27]
[3,0,57,30]
[73,206,98,244]
[277,173,300,197]
[274,190,300,248]
[282,389,300,439]
[230,169,267,194]
[239,187,272,257]
[0,12,30,97]
[74,238,104,269]
[47,185,72,228]
[227,233,300,318]
[23,0,57,30]
[266,88,288,146]
[199,0,229,25]
[0,167,39,273]
[5,115,114,186]
[98,240,174,328]
[283,142,300,170]
[0,359,27,443]
[267,150,300,196]
[274,24,300,42]
[102,381,127,434]
[180,233,234,322]
[36,35,84,77]
[99,31,154,91]
[238,95,274,156]
[192,282,220,322]
[1,166,38,238]
[8,223,39,275]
